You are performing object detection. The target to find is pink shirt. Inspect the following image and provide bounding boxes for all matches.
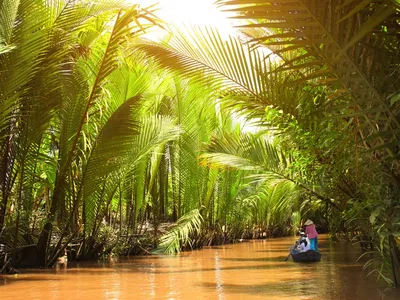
[305,224,318,239]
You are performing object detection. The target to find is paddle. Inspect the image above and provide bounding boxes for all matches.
[284,246,294,261]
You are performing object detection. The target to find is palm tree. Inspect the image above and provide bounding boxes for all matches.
[0,0,161,267]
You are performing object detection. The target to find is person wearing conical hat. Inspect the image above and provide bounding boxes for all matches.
[304,219,318,252]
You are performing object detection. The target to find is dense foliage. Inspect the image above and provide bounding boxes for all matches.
[0,0,399,287]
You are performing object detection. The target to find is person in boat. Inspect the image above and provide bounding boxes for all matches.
[291,232,310,254]
[299,232,311,252]
[304,219,318,251]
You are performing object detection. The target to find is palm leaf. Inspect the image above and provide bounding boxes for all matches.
[55,2,158,177]
[216,0,400,158]
[136,26,303,117]
[82,96,141,200]
[202,133,286,174]
[117,114,181,224]
[155,208,203,254]
[201,131,338,208]
[0,0,20,43]
[50,4,156,222]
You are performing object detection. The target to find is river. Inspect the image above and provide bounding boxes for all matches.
[1,235,399,299]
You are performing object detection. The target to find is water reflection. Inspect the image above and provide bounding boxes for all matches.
[1,235,399,299]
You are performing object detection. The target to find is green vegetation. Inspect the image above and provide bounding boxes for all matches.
[0,0,399,287]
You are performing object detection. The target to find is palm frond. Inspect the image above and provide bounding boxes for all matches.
[202,131,338,208]
[83,96,141,200]
[136,26,304,116]
[201,133,287,175]
[83,114,180,233]
[50,0,124,32]
[0,0,20,43]
[155,208,203,254]
[60,6,147,168]
[216,0,400,158]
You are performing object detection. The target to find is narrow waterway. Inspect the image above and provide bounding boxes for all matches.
[1,235,399,299]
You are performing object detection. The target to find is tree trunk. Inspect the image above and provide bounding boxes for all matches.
[389,235,400,287]
[0,136,16,231]
[36,173,64,267]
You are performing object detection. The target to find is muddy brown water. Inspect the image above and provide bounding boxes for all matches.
[1,235,399,299]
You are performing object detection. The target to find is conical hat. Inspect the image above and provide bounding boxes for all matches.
[304,219,314,226]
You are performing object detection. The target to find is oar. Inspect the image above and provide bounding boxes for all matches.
[284,246,294,261]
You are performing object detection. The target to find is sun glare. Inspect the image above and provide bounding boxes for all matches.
[132,0,235,37]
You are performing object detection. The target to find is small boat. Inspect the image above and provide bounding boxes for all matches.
[291,250,321,262]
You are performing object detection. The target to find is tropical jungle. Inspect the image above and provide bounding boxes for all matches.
[0,0,400,294]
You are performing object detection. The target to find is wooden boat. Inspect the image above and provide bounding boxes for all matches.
[291,250,321,262]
